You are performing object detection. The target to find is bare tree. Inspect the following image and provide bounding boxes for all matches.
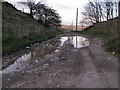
[114,1,119,17]
[103,0,119,20]
[104,0,113,20]
[82,0,119,25]
[82,0,103,24]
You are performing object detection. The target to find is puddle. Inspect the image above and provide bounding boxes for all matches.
[60,36,90,48]
[2,35,90,74]
[2,52,33,74]
[2,39,60,74]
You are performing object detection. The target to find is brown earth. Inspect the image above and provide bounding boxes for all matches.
[61,25,87,31]
[2,33,118,88]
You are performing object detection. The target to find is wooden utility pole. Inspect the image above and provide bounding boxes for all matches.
[118,1,120,55]
[76,8,78,31]
[119,1,120,17]
[118,1,120,39]
[22,8,24,12]
[118,1,120,18]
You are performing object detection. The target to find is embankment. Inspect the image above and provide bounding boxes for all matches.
[2,2,63,55]
[74,17,119,56]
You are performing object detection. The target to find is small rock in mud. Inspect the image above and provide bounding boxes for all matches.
[35,60,39,63]
[31,44,34,47]
[37,73,41,76]
[47,80,52,84]
[55,57,59,60]
[49,74,52,76]
[7,79,10,81]
[16,67,20,70]
[73,49,78,52]
[56,70,62,74]
[61,57,65,60]
[66,49,69,51]
[50,59,54,62]
[112,52,115,55]
[6,60,10,62]
[55,50,59,53]
[44,63,49,66]
[43,63,49,68]
[50,57,59,62]
[21,71,25,75]
[59,70,62,72]
[26,47,30,49]
[51,73,58,76]
[53,73,57,76]
[71,44,74,47]
[70,77,73,79]
[57,84,63,88]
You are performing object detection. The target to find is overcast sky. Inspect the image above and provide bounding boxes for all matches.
[5,0,89,25]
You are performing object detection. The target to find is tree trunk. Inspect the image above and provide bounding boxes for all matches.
[30,8,33,16]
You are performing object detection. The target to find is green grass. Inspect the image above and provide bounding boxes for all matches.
[72,26,119,56]
[2,2,46,40]
[3,30,64,55]
[2,2,65,55]
[2,2,64,55]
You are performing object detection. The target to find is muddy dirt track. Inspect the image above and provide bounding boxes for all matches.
[2,33,118,88]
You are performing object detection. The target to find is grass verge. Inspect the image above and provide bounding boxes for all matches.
[3,29,64,55]
[72,30,119,56]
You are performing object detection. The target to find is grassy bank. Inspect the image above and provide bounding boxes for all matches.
[72,27,118,56]
[2,2,64,55]
[3,29,64,55]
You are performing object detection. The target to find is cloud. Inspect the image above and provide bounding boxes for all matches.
[5,0,89,25]
[56,4,72,9]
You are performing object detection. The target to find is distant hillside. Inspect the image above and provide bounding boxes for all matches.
[61,25,86,31]
[2,2,46,40]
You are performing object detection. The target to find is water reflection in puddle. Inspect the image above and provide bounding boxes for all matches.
[2,35,90,74]
[2,40,59,74]
[2,52,33,74]
[60,36,90,48]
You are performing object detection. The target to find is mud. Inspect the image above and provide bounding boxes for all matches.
[2,33,118,88]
